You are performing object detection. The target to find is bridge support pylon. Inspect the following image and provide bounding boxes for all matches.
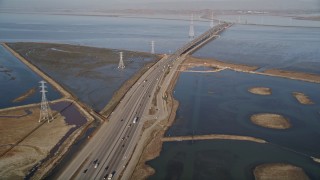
[189,14,195,39]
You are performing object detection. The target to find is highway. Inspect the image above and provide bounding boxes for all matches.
[57,23,231,180]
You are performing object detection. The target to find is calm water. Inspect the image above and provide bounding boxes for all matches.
[148,140,320,180]
[216,14,320,27]
[193,25,320,74]
[0,13,210,54]
[35,51,157,111]
[0,13,210,110]
[167,70,320,158]
[148,69,320,179]
[0,45,61,109]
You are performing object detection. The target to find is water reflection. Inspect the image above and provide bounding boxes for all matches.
[148,140,320,180]
[0,45,61,109]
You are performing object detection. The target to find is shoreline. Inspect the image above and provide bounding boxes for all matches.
[131,55,320,179]
[129,56,181,180]
[292,92,314,105]
[161,134,267,143]
[250,113,291,129]
[3,40,320,178]
[1,43,95,179]
[187,56,320,83]
[254,163,310,180]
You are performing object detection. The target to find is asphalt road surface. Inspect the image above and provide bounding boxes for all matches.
[57,23,230,180]
[58,55,173,180]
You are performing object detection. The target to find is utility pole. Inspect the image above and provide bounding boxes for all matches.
[210,12,214,28]
[39,80,53,123]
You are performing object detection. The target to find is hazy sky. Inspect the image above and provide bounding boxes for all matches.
[0,0,319,10]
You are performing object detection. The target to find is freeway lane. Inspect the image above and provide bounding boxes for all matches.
[57,23,231,180]
[57,55,169,180]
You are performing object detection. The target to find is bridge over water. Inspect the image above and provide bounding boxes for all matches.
[167,22,233,63]
[56,23,233,180]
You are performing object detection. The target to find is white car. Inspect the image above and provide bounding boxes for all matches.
[94,163,99,168]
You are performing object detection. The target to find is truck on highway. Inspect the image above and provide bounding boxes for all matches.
[133,117,139,124]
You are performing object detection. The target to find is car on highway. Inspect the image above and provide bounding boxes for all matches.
[133,117,139,124]
[94,162,99,168]
[83,169,88,173]
[103,174,109,179]
[93,159,98,164]
[107,171,116,180]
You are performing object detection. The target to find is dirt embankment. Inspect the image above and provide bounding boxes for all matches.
[292,92,314,105]
[162,134,266,143]
[294,16,320,21]
[254,163,310,180]
[12,87,37,103]
[263,69,320,83]
[248,87,272,95]
[185,56,259,72]
[188,56,320,83]
[130,64,180,180]
[251,113,291,129]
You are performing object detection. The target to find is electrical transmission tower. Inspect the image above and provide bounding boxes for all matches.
[210,12,214,28]
[39,80,53,123]
[118,51,125,69]
[189,14,195,39]
[151,40,155,54]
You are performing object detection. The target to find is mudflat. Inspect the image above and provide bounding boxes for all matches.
[250,113,291,129]
[248,87,272,95]
[254,163,310,180]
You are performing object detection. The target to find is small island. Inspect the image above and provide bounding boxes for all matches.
[292,92,314,105]
[248,87,272,95]
[254,163,309,180]
[250,113,291,129]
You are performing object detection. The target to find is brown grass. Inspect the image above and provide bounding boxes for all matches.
[254,163,310,180]
[292,92,314,105]
[251,113,291,129]
[162,134,266,143]
[187,56,320,83]
[263,69,320,83]
[248,87,272,95]
[0,109,40,150]
[0,107,73,179]
[185,56,259,71]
